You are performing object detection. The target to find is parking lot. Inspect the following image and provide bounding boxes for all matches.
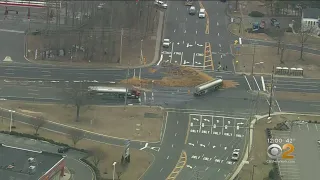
[271,122,320,180]
[181,114,248,179]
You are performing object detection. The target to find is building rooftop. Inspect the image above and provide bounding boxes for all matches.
[0,143,64,180]
[303,8,320,19]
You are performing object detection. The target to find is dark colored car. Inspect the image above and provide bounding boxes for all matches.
[271,18,280,28]
[58,146,70,153]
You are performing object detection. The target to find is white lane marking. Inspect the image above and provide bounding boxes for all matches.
[170,42,174,63]
[180,52,184,65]
[239,37,242,44]
[192,53,195,66]
[253,76,260,91]
[275,100,281,112]
[160,168,163,172]
[144,92,147,103]
[219,44,221,47]
[220,54,223,59]
[177,121,179,124]
[188,143,194,146]
[175,133,177,136]
[218,33,219,36]
[196,30,198,34]
[217,22,219,26]
[167,156,169,159]
[156,54,163,66]
[244,75,252,90]
[186,18,187,21]
[199,115,203,132]
[174,29,176,32]
[184,30,186,33]
[172,144,174,148]
[140,143,148,150]
[0,29,24,33]
[306,124,310,131]
[176,17,178,20]
[315,124,318,131]
[261,76,266,91]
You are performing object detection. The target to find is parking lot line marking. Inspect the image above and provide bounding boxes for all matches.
[315,124,318,131]
[170,42,174,63]
[306,123,310,131]
[221,117,224,135]
[243,75,252,90]
[253,76,260,91]
[180,52,184,65]
[192,53,195,66]
[199,115,203,132]
[211,118,213,134]
[184,116,191,144]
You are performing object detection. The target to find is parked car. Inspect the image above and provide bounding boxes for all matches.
[58,146,70,153]
[199,8,206,18]
[271,18,280,28]
[231,149,240,161]
[189,6,196,15]
[162,39,170,48]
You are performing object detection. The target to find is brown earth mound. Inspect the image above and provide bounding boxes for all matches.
[121,65,214,87]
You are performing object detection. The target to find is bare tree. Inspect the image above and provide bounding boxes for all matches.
[68,128,85,147]
[89,147,106,167]
[298,26,314,60]
[31,116,47,135]
[64,82,91,121]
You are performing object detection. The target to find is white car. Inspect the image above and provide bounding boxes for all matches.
[155,0,167,9]
[97,3,104,9]
[231,149,240,161]
[162,39,170,48]
[199,8,206,18]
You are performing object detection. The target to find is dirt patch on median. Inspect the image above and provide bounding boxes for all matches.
[121,66,214,87]
[1,101,164,142]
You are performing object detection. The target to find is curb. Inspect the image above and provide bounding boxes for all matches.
[228,111,320,180]
[23,11,165,70]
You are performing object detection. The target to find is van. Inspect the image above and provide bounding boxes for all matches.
[189,6,196,15]
[199,8,205,18]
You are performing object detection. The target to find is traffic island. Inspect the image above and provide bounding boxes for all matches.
[0,118,153,180]
[0,101,164,142]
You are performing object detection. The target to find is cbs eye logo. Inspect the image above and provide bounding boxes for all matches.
[267,143,295,159]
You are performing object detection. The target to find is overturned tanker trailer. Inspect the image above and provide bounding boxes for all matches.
[194,79,223,96]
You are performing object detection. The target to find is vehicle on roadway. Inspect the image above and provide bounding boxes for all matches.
[231,149,240,161]
[58,146,69,153]
[154,0,167,9]
[162,39,170,48]
[194,79,223,96]
[88,86,141,100]
[189,6,196,15]
[185,0,193,6]
[199,8,206,18]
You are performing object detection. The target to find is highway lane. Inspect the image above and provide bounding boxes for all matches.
[160,1,213,70]
[265,76,320,93]
[201,0,236,71]
[276,99,320,114]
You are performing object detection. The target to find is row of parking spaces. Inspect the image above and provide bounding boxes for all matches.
[162,51,205,68]
[189,114,247,138]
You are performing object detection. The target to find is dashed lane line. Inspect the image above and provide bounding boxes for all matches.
[166,151,187,180]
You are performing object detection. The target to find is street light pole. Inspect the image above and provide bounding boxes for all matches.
[119,28,124,64]
[251,43,256,75]
[112,162,117,180]
[139,39,143,80]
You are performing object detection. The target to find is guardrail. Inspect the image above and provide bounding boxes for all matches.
[274,67,303,77]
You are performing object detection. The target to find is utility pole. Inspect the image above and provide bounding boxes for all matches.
[124,68,129,109]
[139,39,143,80]
[251,43,256,75]
[268,66,275,118]
[119,28,124,64]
